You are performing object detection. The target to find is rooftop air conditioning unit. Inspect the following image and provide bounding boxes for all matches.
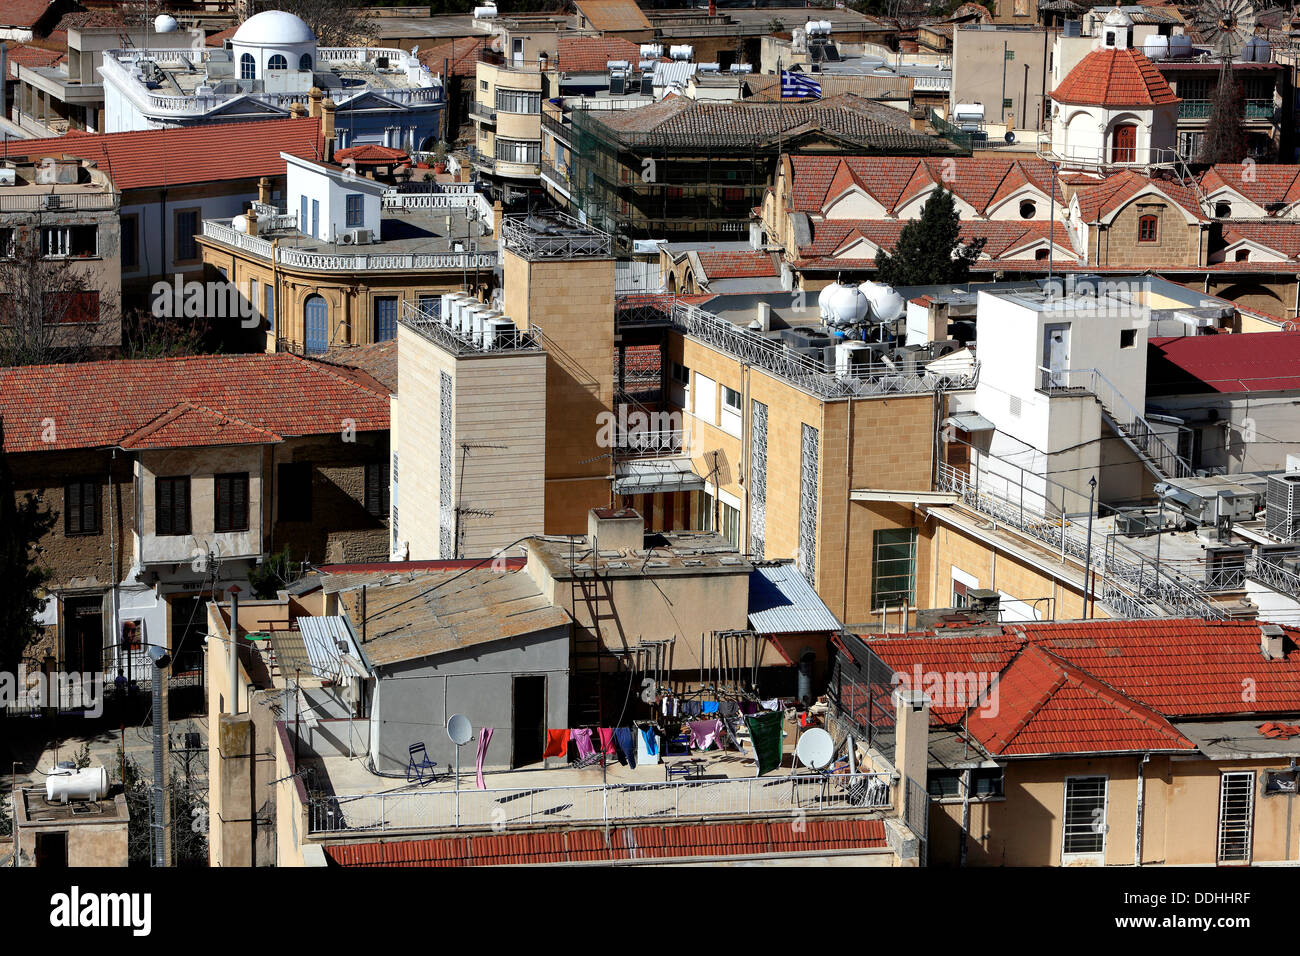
[1265,473,1300,542]
[339,228,372,245]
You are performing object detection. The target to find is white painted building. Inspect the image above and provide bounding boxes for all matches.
[283,151,386,244]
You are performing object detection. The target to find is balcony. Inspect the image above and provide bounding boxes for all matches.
[469,101,497,123]
[1177,99,1276,121]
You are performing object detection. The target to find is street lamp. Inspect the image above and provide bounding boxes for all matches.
[1083,476,1097,619]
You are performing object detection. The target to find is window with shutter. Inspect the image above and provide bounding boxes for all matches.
[215,473,249,532]
[66,481,100,535]
[364,462,390,517]
[156,476,190,536]
[277,463,312,522]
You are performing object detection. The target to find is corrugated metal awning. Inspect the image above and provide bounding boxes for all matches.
[943,412,995,432]
[614,457,705,495]
[747,562,842,634]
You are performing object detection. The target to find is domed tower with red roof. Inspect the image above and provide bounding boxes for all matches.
[1045,5,1181,172]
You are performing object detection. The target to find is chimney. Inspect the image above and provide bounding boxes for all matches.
[1261,624,1286,661]
[587,507,644,553]
[308,86,323,118]
[245,211,258,236]
[892,687,930,814]
[492,198,503,239]
[289,102,307,118]
[257,176,272,205]
[755,300,772,331]
[322,98,337,161]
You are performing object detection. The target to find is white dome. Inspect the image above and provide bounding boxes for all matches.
[233,10,316,46]
[1103,6,1133,28]
[153,14,178,33]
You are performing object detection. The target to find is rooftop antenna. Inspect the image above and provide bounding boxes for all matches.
[446,714,472,826]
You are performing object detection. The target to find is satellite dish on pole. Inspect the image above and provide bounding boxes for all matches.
[795,727,834,770]
[447,714,472,746]
[1004,131,1016,145]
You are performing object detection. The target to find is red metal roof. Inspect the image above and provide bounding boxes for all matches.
[2,117,324,191]
[0,353,389,453]
[865,619,1300,756]
[1148,330,1300,395]
[1050,47,1180,108]
[323,818,887,866]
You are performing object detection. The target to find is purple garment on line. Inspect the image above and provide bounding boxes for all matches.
[740,701,759,716]
[476,727,494,789]
[572,727,595,759]
[689,718,723,751]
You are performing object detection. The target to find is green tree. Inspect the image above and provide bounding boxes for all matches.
[0,416,57,680]
[248,545,302,600]
[1197,67,1247,165]
[875,188,986,287]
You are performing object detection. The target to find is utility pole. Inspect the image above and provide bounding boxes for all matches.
[1083,476,1097,619]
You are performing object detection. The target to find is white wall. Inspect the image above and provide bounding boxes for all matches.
[284,153,384,242]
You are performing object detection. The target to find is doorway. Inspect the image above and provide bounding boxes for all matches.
[35,831,69,867]
[1042,323,1071,388]
[511,675,546,767]
[1111,123,1136,164]
[62,595,103,674]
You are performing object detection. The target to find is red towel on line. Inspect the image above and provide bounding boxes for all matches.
[543,728,570,759]
[598,727,617,755]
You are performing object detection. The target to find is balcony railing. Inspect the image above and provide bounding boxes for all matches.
[0,192,118,212]
[1178,99,1276,120]
[307,771,893,833]
[201,219,496,272]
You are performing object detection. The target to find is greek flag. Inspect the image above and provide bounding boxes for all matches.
[781,70,822,98]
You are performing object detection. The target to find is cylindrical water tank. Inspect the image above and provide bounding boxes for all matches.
[640,43,663,59]
[669,45,693,61]
[817,281,844,319]
[1143,35,1169,61]
[1168,34,1192,58]
[153,14,179,34]
[46,767,109,805]
[826,283,870,327]
[863,281,905,322]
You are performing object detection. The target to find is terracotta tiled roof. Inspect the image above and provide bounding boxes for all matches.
[417,36,487,77]
[205,25,239,47]
[787,156,1067,215]
[324,818,887,866]
[1148,330,1300,394]
[2,117,324,191]
[0,353,389,453]
[118,402,283,450]
[4,43,64,69]
[1,0,57,30]
[1050,47,1179,107]
[334,144,409,165]
[1221,221,1300,259]
[864,619,1300,756]
[556,36,653,72]
[695,250,779,280]
[1200,164,1300,210]
[796,219,1074,268]
[320,340,398,394]
[1071,169,1204,222]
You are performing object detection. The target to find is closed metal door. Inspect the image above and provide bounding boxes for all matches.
[304,296,328,354]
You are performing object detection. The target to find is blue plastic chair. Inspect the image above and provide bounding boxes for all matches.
[407,742,438,783]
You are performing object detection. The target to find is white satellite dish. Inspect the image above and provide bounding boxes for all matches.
[795,727,834,770]
[447,714,472,746]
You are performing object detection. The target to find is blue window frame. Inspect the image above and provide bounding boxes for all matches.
[304,295,328,353]
[300,195,308,234]
[345,194,363,228]
[264,284,275,334]
[240,53,255,80]
[268,54,288,71]
[373,296,398,342]
[311,199,319,239]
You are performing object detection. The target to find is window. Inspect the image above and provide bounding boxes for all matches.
[693,372,716,424]
[240,53,255,79]
[373,296,398,342]
[928,768,1004,799]
[1019,199,1036,219]
[1138,214,1158,243]
[1235,249,1250,262]
[267,54,288,71]
[264,283,275,333]
[1111,122,1137,164]
[952,568,978,607]
[311,199,320,239]
[416,294,438,319]
[495,138,540,164]
[155,476,191,536]
[719,499,740,548]
[720,383,741,437]
[214,473,250,533]
[345,193,364,228]
[1120,328,1137,349]
[365,461,390,517]
[721,385,741,413]
[41,225,97,258]
[1062,775,1108,857]
[1034,248,1049,261]
[480,79,488,91]
[277,463,312,522]
[300,195,308,234]
[1214,200,1231,218]
[120,215,138,269]
[871,528,917,610]
[1217,771,1255,863]
[304,294,329,353]
[671,362,689,386]
[173,209,200,261]
[299,54,312,71]
[495,88,541,113]
[45,291,99,324]
[0,228,12,257]
[65,480,100,535]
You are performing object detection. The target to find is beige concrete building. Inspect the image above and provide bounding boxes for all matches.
[13,786,129,867]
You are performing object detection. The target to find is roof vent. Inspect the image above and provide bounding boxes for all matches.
[1261,624,1286,661]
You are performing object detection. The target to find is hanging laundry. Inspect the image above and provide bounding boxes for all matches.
[740,701,759,716]
[476,727,494,789]
[682,700,702,717]
[572,727,596,760]
[722,717,745,752]
[598,727,618,755]
[613,727,638,768]
[702,701,719,714]
[746,711,784,776]
[637,726,660,765]
[689,718,723,751]
[718,701,738,717]
[543,729,570,760]
[760,698,781,711]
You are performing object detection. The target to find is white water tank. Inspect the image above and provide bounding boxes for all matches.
[825,283,870,327]
[1168,34,1192,58]
[818,281,844,320]
[1143,35,1169,61]
[473,4,498,19]
[669,45,693,61]
[46,766,109,805]
[863,281,905,322]
[640,43,663,59]
[154,14,179,34]
[806,20,833,36]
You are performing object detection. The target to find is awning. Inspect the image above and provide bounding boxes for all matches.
[614,457,705,496]
[943,412,995,432]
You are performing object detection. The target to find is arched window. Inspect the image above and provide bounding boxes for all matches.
[1235,249,1250,262]
[1035,248,1050,261]
[1111,123,1137,164]
[304,295,328,353]
[299,54,312,71]
[268,54,288,71]
[1215,200,1231,218]
[1019,199,1037,219]
[240,53,255,80]
[1138,214,1158,243]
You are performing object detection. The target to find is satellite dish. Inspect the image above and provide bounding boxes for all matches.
[446,714,472,746]
[1004,131,1016,145]
[795,727,834,770]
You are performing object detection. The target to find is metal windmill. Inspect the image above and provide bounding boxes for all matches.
[1190,0,1257,61]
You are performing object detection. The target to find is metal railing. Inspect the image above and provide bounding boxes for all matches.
[381,189,493,221]
[0,192,118,212]
[937,461,1228,620]
[501,211,612,260]
[399,299,541,355]
[615,428,687,459]
[620,297,978,400]
[307,771,893,833]
[1036,133,1192,172]
[1039,366,1193,479]
[1178,99,1276,120]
